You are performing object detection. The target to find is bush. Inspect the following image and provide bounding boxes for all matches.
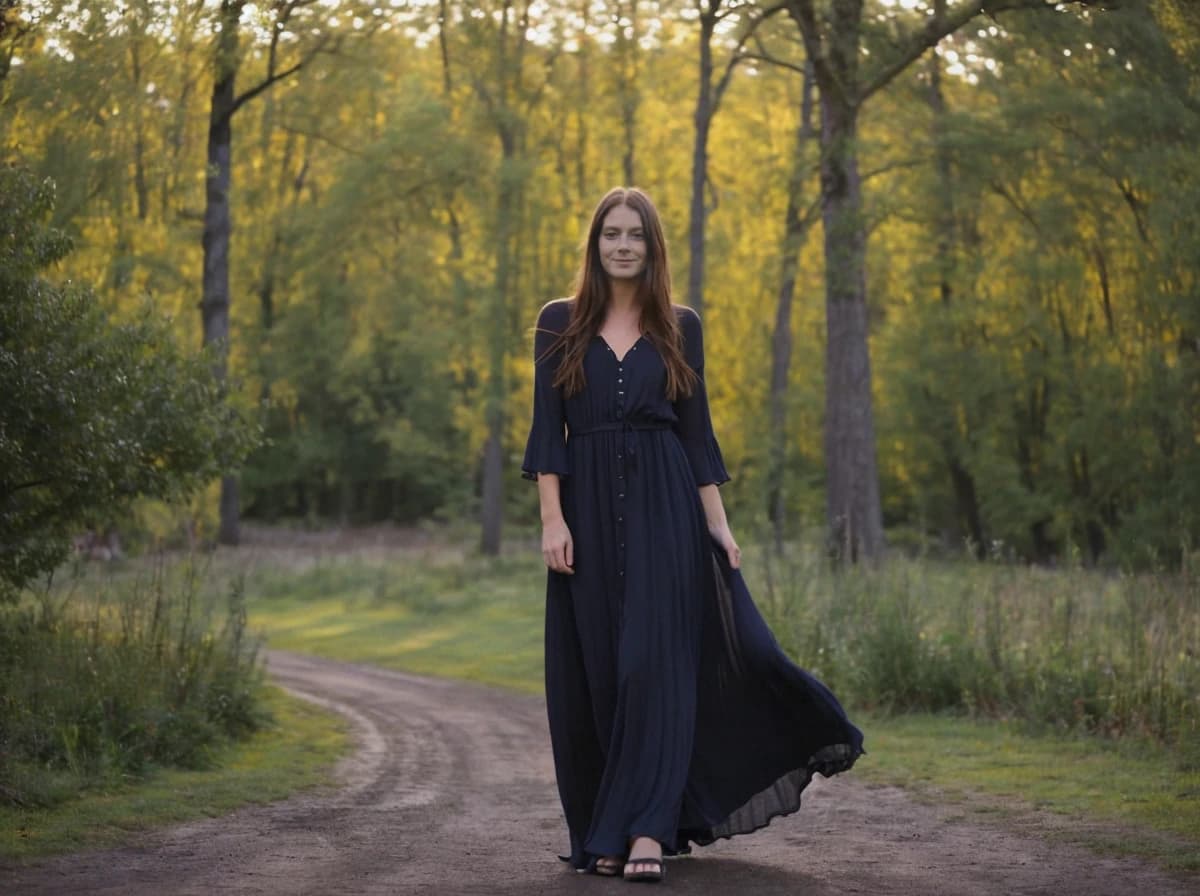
[0,563,269,808]
[0,165,258,598]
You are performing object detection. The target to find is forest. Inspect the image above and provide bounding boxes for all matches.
[2,0,1198,570]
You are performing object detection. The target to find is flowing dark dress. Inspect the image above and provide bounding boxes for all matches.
[521,298,864,869]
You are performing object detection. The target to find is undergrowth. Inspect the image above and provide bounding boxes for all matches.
[0,557,269,809]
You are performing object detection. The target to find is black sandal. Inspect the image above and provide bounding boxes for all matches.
[623,856,665,883]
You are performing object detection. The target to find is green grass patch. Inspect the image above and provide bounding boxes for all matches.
[0,685,348,862]
[855,712,1200,871]
[243,545,545,693]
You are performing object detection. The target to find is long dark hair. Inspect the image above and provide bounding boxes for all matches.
[544,187,697,400]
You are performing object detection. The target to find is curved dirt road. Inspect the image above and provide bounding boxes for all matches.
[3,651,1194,895]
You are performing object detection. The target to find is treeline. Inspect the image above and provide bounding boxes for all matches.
[1,1,1197,566]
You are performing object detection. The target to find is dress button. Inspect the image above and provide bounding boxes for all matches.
[618,492,625,499]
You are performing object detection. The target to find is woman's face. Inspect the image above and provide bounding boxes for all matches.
[597,204,647,281]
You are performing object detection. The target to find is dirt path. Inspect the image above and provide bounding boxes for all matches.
[3,651,1194,895]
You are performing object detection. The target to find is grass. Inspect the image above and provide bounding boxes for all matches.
[855,712,1200,871]
[218,530,1199,871]
[243,546,544,693]
[0,684,349,862]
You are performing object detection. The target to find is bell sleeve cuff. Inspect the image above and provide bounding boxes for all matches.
[674,307,730,487]
[521,425,570,481]
[680,423,730,488]
[521,301,571,482]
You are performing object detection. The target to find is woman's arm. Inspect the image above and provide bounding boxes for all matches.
[538,473,574,574]
[699,483,741,569]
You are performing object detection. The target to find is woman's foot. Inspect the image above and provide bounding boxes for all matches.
[624,836,665,883]
[595,856,624,876]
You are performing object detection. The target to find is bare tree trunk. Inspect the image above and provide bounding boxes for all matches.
[818,94,884,563]
[927,45,985,556]
[203,0,243,546]
[685,1,768,312]
[617,0,640,186]
[481,136,521,555]
[766,62,817,557]
[575,0,590,197]
[687,9,715,314]
[130,38,149,221]
[464,1,557,555]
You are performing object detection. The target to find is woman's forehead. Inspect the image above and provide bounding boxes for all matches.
[602,204,643,229]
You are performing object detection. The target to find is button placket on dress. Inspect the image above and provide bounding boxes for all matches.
[611,343,635,579]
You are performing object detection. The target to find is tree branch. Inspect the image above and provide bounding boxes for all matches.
[741,50,809,77]
[785,0,848,109]
[712,3,784,113]
[861,1,1105,103]
[231,7,337,117]
[231,60,304,115]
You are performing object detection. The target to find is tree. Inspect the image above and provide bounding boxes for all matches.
[685,0,775,314]
[764,59,820,555]
[201,0,362,545]
[0,167,256,597]
[783,0,1108,563]
[442,0,565,555]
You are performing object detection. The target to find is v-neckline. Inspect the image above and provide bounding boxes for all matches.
[597,334,644,364]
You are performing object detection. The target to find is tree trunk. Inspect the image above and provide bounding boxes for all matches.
[818,95,885,563]
[202,0,243,546]
[767,62,816,556]
[687,11,715,314]
[928,46,985,557]
[480,131,521,556]
[617,0,640,186]
[130,39,149,221]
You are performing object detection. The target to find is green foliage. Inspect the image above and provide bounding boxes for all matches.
[759,545,1200,748]
[0,685,347,862]
[3,3,1199,566]
[0,562,269,809]
[0,167,258,596]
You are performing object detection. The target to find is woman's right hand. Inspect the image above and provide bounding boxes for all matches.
[542,518,574,574]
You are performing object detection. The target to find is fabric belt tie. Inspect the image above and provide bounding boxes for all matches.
[569,420,671,472]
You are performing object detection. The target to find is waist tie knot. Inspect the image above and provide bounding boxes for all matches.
[569,420,671,472]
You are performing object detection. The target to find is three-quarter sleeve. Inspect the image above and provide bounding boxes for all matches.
[674,307,731,487]
[521,301,571,482]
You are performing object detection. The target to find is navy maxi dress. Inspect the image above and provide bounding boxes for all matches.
[521,298,864,869]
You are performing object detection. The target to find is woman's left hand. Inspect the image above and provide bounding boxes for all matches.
[709,524,741,569]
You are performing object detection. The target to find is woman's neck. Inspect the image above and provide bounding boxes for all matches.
[608,279,639,315]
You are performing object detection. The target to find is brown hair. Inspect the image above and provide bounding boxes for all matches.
[543,187,697,400]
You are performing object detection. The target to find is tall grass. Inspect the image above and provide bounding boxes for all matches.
[0,558,270,809]
[754,543,1200,749]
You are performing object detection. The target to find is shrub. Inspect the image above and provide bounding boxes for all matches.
[0,166,258,599]
[0,563,269,807]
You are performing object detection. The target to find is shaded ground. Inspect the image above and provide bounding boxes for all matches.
[2,651,1195,895]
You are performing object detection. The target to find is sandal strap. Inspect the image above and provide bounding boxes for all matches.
[625,857,664,869]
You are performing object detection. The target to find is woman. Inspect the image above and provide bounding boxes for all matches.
[522,187,863,884]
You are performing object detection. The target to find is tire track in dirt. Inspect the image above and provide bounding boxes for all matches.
[2,651,1194,895]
